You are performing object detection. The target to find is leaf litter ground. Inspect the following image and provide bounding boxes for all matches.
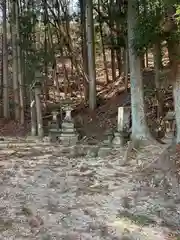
[0,138,179,240]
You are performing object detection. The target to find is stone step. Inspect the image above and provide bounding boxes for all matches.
[0,139,51,148]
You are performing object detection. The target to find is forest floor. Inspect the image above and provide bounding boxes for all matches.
[0,138,180,239]
[0,49,178,239]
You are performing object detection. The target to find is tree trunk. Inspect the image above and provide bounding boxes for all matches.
[123,37,129,91]
[116,48,121,77]
[145,50,148,68]
[167,38,176,68]
[173,63,180,143]
[80,0,89,100]
[128,0,150,143]
[15,0,24,124]
[125,47,129,91]
[109,1,116,82]
[98,0,109,83]
[154,41,162,70]
[86,0,96,110]
[11,0,20,120]
[110,45,116,81]
[153,42,163,118]
[140,54,145,69]
[2,0,9,119]
[43,0,50,101]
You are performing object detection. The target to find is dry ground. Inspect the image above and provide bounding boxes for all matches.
[0,138,179,239]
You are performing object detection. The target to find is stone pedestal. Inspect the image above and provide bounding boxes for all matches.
[59,106,78,146]
[86,145,99,158]
[112,106,131,147]
[59,121,78,145]
[103,129,114,146]
[49,111,61,142]
[98,146,112,157]
[112,131,124,146]
[98,129,113,157]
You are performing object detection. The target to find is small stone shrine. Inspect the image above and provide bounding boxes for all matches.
[164,111,176,138]
[59,99,79,145]
[98,129,114,157]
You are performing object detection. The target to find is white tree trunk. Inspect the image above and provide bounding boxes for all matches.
[128,0,150,142]
[173,64,180,143]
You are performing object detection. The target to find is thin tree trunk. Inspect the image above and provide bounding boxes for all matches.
[15,0,24,124]
[153,42,163,118]
[125,47,129,91]
[140,54,145,69]
[98,0,109,83]
[43,0,49,101]
[11,0,20,120]
[116,48,121,77]
[173,64,180,143]
[2,0,9,119]
[86,0,96,110]
[80,0,89,100]
[145,50,148,68]
[115,0,122,77]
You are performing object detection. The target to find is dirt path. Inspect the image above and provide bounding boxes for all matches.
[0,138,179,239]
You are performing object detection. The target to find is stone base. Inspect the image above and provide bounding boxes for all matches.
[26,135,39,141]
[98,146,112,157]
[61,121,75,132]
[59,133,78,146]
[86,145,99,158]
[112,132,125,146]
[49,129,61,142]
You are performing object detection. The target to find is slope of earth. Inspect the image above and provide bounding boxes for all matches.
[73,68,172,141]
[0,138,179,239]
[0,68,172,141]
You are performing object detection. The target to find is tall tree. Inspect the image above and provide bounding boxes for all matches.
[128,0,150,144]
[11,0,20,120]
[2,0,9,119]
[170,7,180,143]
[86,0,97,110]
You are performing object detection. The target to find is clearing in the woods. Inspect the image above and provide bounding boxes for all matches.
[0,137,180,240]
[0,51,178,239]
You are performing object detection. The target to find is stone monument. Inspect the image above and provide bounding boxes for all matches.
[164,111,176,139]
[98,129,114,157]
[34,79,44,138]
[59,101,78,146]
[49,110,61,142]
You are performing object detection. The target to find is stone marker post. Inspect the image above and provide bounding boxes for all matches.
[49,110,61,142]
[30,90,37,136]
[117,107,124,132]
[34,77,44,138]
[118,106,131,131]
[112,106,131,146]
